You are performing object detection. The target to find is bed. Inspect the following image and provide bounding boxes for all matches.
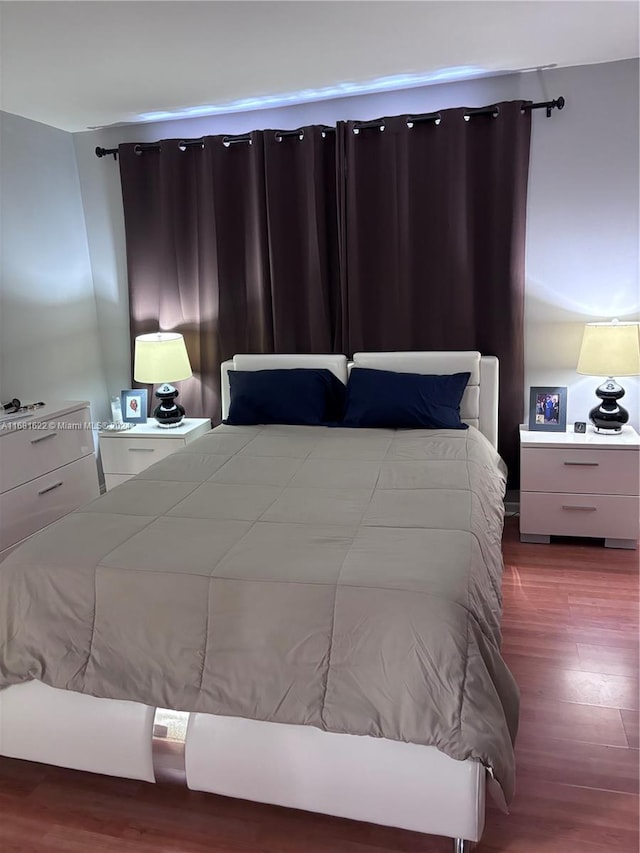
[0,351,514,853]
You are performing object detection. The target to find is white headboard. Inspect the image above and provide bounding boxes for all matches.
[219,351,499,449]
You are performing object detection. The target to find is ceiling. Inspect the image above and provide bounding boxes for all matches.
[1,1,638,133]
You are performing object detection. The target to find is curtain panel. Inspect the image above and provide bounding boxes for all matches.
[119,126,339,421]
[119,102,530,478]
[337,102,531,477]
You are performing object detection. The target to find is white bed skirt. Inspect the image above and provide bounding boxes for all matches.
[0,680,155,782]
[0,680,485,844]
[186,712,485,842]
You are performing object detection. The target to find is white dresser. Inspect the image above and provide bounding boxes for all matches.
[0,401,100,552]
[519,424,640,549]
[99,418,211,491]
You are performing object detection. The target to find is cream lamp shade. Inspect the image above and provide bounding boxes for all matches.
[134,332,193,384]
[576,320,640,434]
[576,321,640,377]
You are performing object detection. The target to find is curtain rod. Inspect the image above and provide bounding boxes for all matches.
[525,96,565,117]
[95,97,564,160]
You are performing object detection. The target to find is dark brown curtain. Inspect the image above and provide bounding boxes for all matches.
[119,127,339,422]
[263,128,341,352]
[336,102,531,478]
[120,102,530,476]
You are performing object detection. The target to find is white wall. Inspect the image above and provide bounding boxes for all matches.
[74,59,639,427]
[524,60,639,427]
[0,111,109,421]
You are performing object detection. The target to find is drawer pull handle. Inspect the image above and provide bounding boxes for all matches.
[127,447,155,452]
[38,481,63,496]
[563,461,599,467]
[562,504,597,511]
[30,432,57,445]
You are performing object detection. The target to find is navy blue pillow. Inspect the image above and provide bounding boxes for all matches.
[226,368,346,426]
[342,367,470,430]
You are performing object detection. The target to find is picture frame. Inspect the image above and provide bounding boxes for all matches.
[528,386,567,432]
[121,389,148,424]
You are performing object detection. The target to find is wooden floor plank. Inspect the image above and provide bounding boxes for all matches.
[577,643,639,678]
[518,695,629,747]
[0,518,638,851]
[502,640,581,669]
[621,710,640,749]
[565,625,640,650]
[506,660,639,711]
[513,733,640,794]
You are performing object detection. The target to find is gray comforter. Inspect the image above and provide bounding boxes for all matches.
[0,424,518,801]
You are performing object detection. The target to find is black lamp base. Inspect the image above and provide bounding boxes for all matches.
[588,378,629,434]
[153,383,186,428]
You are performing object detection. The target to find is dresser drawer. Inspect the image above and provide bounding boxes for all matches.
[521,447,639,496]
[0,454,100,550]
[520,491,639,541]
[0,408,94,493]
[100,436,184,475]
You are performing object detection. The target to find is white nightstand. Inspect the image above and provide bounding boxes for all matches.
[99,418,211,491]
[519,424,640,549]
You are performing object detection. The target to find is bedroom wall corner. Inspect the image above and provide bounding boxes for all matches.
[72,133,132,407]
[0,110,110,424]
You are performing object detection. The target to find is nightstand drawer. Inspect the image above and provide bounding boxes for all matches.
[520,492,639,541]
[0,455,100,550]
[104,473,134,490]
[0,408,94,492]
[100,437,183,475]
[521,447,639,496]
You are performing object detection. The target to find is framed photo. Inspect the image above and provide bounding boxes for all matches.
[121,389,147,424]
[528,386,567,432]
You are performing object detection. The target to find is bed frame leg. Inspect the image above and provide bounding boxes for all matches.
[453,840,472,853]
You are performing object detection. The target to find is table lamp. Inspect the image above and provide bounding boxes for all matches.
[133,332,193,427]
[576,319,640,433]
